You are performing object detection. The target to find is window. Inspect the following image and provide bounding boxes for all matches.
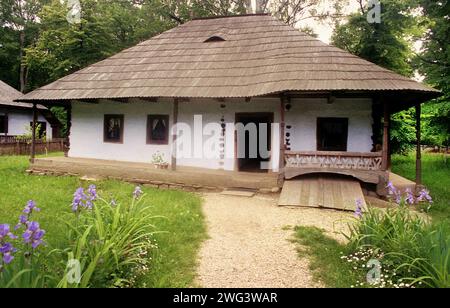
[317,118,348,151]
[104,115,124,143]
[0,115,7,134]
[147,115,169,145]
[29,121,47,139]
[204,36,226,43]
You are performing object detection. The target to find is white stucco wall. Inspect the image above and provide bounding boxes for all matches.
[69,97,374,171]
[0,108,52,139]
[285,98,373,152]
[69,98,281,171]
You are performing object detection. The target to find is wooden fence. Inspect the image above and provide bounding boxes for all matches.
[0,137,66,156]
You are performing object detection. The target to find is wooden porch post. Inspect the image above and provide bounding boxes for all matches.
[381,101,390,171]
[171,98,179,171]
[415,102,422,186]
[279,95,287,171]
[30,102,37,163]
[64,102,72,157]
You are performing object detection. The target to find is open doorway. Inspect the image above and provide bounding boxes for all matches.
[235,113,273,173]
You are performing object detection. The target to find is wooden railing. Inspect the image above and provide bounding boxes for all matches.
[285,151,384,171]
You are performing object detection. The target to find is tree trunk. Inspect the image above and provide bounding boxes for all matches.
[19,31,26,93]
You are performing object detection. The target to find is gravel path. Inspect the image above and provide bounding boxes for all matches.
[197,193,351,288]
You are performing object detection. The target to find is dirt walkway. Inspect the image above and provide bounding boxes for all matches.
[197,193,351,288]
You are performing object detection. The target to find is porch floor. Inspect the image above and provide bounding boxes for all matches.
[30,156,281,191]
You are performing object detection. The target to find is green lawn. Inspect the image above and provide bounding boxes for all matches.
[391,153,450,223]
[0,154,206,288]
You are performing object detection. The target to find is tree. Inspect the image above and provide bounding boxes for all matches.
[332,0,422,77]
[331,0,430,153]
[25,0,174,88]
[159,0,342,27]
[415,0,450,147]
[0,0,48,92]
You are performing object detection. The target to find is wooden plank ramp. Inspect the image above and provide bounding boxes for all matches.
[278,175,366,211]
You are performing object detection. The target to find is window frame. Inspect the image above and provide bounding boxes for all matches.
[103,114,124,144]
[316,117,349,152]
[147,114,170,145]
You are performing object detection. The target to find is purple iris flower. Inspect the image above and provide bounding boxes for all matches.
[72,187,88,212]
[0,225,17,265]
[15,215,29,230]
[23,200,40,215]
[417,189,433,204]
[133,186,143,199]
[0,242,15,264]
[0,224,17,240]
[405,188,416,205]
[88,185,97,201]
[72,186,98,212]
[354,199,364,218]
[386,181,397,195]
[386,182,403,204]
[23,221,45,249]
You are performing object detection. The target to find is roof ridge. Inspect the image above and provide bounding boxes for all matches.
[191,13,270,21]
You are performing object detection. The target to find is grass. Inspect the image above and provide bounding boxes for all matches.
[0,154,206,287]
[293,226,360,288]
[391,152,450,223]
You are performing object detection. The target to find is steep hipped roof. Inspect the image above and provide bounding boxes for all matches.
[0,80,46,109]
[19,14,439,102]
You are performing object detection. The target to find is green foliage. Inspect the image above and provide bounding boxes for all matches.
[346,206,427,257]
[391,153,450,222]
[0,155,206,288]
[50,106,68,137]
[415,0,450,99]
[15,122,46,142]
[347,206,450,288]
[58,192,158,288]
[332,0,449,151]
[10,0,175,89]
[294,153,450,288]
[414,0,450,148]
[390,109,416,154]
[0,26,20,88]
[332,0,422,77]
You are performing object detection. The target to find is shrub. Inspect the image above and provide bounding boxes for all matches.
[345,182,449,288]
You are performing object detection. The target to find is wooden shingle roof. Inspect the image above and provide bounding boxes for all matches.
[0,80,46,109]
[19,14,439,102]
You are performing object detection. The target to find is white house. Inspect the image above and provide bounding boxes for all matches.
[19,14,440,196]
[0,80,57,140]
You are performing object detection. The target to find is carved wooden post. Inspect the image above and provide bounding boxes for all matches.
[64,102,72,157]
[171,98,179,171]
[30,103,37,163]
[381,101,389,171]
[415,102,422,186]
[279,95,287,172]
